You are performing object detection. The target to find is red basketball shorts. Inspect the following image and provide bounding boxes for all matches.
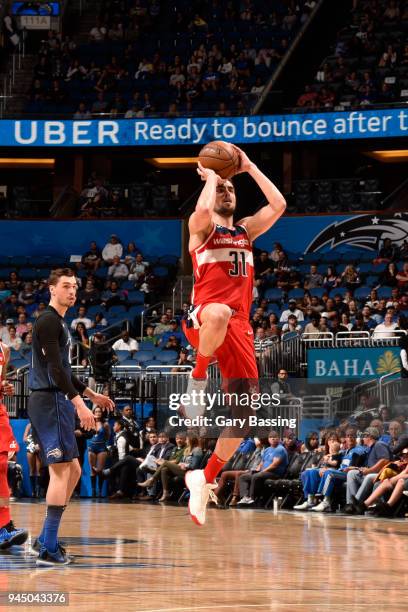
[182,308,258,380]
[0,404,18,454]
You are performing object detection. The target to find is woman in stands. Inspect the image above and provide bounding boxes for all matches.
[88,406,110,497]
[139,435,203,502]
[323,266,339,290]
[340,264,360,290]
[381,262,399,287]
[73,322,90,366]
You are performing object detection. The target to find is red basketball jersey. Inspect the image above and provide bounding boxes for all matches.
[190,223,254,317]
[0,344,5,401]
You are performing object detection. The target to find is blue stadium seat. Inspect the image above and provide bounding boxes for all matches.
[135,351,153,363]
[358,262,374,274]
[115,350,131,363]
[365,275,379,287]
[144,360,163,368]
[288,288,305,300]
[108,305,127,315]
[309,287,326,298]
[264,288,283,302]
[10,348,22,361]
[122,358,136,366]
[11,358,28,369]
[137,342,155,351]
[377,286,393,298]
[128,305,144,317]
[127,291,144,305]
[354,286,371,301]
[158,350,178,363]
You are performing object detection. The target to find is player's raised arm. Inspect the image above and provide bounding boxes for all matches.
[233,145,286,241]
[189,162,223,236]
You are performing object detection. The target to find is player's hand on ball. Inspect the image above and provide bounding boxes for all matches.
[77,404,96,431]
[1,381,14,396]
[231,145,253,174]
[93,393,115,413]
[197,161,223,184]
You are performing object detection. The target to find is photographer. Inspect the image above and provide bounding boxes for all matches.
[88,332,117,385]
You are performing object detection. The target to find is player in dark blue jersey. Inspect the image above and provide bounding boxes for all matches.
[28,268,114,566]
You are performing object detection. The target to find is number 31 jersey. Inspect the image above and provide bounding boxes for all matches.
[190,223,254,318]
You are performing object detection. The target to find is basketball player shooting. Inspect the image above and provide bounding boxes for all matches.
[27,269,115,566]
[0,342,28,549]
[183,144,286,525]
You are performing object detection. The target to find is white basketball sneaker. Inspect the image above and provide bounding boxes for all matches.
[185,470,217,526]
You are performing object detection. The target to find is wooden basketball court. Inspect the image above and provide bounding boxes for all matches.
[1,500,407,611]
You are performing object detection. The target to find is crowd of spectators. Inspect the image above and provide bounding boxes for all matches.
[251,239,408,345]
[0,233,183,371]
[51,397,408,520]
[294,0,408,111]
[25,0,317,117]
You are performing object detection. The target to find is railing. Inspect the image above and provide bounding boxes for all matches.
[257,332,304,377]
[0,35,26,119]
[172,278,184,317]
[379,372,401,406]
[301,395,333,419]
[302,331,405,350]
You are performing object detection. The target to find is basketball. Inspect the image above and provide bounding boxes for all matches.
[198,140,240,179]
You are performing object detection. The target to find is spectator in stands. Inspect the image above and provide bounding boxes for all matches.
[213,438,264,507]
[377,238,397,262]
[18,283,35,308]
[73,322,90,366]
[141,324,158,346]
[352,449,408,517]
[101,280,125,307]
[303,313,321,336]
[271,369,292,397]
[254,327,275,357]
[304,264,323,290]
[74,102,91,120]
[280,299,304,323]
[341,264,360,289]
[373,312,398,338]
[388,420,403,453]
[32,302,47,319]
[360,305,377,330]
[82,241,102,271]
[112,330,139,353]
[237,432,288,505]
[102,234,123,264]
[108,255,129,281]
[281,314,302,333]
[0,281,11,303]
[16,313,28,337]
[7,326,22,351]
[71,306,92,330]
[255,251,273,278]
[381,262,399,287]
[369,418,390,444]
[396,262,408,290]
[93,312,108,328]
[296,84,318,107]
[140,417,157,448]
[329,316,349,337]
[158,320,185,346]
[154,314,172,336]
[138,434,201,502]
[77,279,100,307]
[136,431,175,500]
[270,243,286,263]
[171,348,191,372]
[345,427,392,514]
[301,431,321,454]
[20,331,33,358]
[89,18,107,42]
[128,253,149,284]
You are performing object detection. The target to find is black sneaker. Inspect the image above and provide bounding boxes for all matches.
[30,539,74,562]
[343,504,355,515]
[0,521,28,549]
[36,544,73,567]
[373,501,393,517]
[351,495,367,515]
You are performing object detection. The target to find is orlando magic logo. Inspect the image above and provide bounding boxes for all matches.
[305,213,408,253]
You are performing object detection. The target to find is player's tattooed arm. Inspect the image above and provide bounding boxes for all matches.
[189,162,223,236]
[233,145,286,241]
